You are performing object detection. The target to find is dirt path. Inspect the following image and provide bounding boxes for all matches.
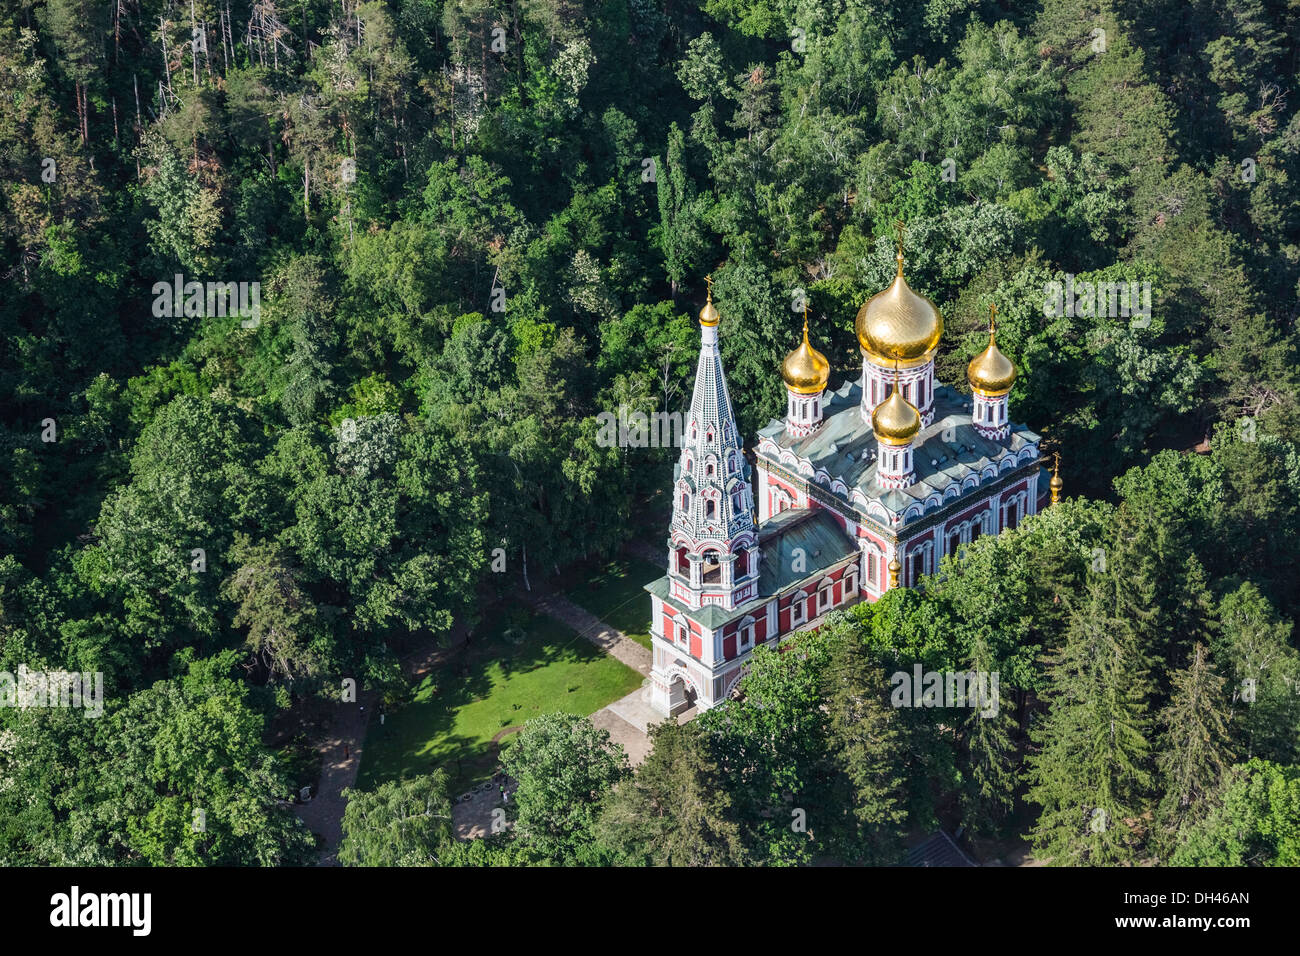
[292,689,375,865]
[293,625,470,864]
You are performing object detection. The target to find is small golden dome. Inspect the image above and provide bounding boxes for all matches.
[872,381,922,446]
[856,249,943,363]
[781,317,830,394]
[699,275,720,327]
[699,297,719,327]
[967,307,1016,395]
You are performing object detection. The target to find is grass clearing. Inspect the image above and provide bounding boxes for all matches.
[564,556,664,650]
[357,606,644,795]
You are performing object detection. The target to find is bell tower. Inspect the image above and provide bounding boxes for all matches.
[667,277,760,611]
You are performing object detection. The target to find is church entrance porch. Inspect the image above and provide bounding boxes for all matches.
[651,666,703,716]
[666,674,696,714]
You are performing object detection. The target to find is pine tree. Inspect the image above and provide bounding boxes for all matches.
[653,123,708,298]
[820,629,908,863]
[958,628,1019,835]
[594,721,748,866]
[1153,643,1234,857]
[1026,581,1154,864]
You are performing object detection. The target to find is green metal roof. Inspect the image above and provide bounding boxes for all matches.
[644,509,857,630]
[757,382,1041,520]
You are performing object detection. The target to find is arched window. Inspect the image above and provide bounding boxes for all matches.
[867,551,878,587]
[706,498,717,519]
[738,620,755,652]
[681,492,689,511]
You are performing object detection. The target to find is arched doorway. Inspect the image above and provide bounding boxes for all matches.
[666,671,698,715]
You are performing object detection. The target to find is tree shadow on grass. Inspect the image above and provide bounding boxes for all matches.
[356,604,624,794]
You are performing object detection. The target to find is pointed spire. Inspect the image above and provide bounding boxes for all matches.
[699,274,719,327]
[894,218,906,277]
[1050,451,1063,505]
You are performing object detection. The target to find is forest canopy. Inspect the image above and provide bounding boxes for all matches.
[1,0,1298,866]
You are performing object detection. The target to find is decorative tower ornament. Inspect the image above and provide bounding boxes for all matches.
[968,303,1017,439]
[857,220,943,425]
[888,556,901,589]
[781,303,830,437]
[872,361,922,489]
[666,277,760,612]
[1050,451,1063,505]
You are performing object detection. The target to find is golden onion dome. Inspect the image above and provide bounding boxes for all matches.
[781,317,830,394]
[699,297,719,327]
[872,381,922,446]
[967,308,1016,395]
[856,251,943,363]
[699,276,720,327]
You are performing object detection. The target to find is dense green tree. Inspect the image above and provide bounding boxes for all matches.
[501,712,630,864]
[594,721,749,866]
[1171,759,1300,866]
[819,626,909,863]
[1026,581,1154,865]
[1153,643,1235,853]
[339,772,456,866]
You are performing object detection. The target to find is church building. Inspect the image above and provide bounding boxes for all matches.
[644,241,1051,716]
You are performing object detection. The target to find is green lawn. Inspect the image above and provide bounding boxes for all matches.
[356,607,644,795]
[565,557,665,650]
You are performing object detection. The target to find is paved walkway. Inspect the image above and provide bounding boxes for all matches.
[524,592,652,676]
[591,682,695,765]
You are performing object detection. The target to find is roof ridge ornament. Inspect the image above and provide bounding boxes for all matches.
[1050,450,1063,505]
[699,273,720,327]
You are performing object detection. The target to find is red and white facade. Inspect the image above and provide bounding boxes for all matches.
[646,297,1046,717]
